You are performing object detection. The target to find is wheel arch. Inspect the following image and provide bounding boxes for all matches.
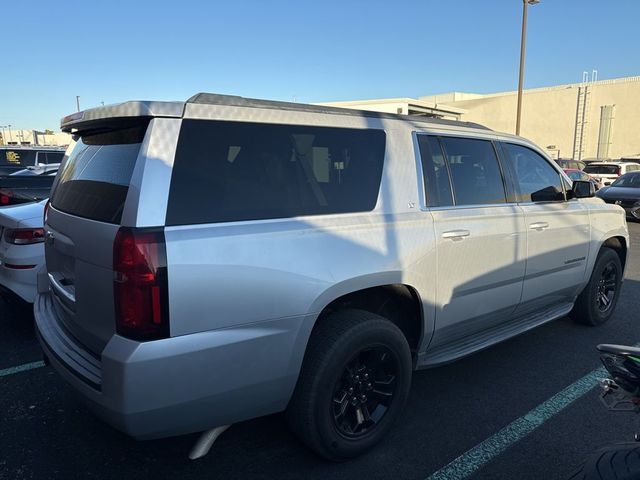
[302,273,428,363]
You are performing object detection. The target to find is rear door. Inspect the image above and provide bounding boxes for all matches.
[500,142,590,316]
[419,135,526,349]
[45,121,149,354]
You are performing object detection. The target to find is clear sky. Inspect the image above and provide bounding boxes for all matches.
[1,0,639,131]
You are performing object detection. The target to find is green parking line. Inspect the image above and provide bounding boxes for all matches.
[0,360,46,378]
[426,365,608,480]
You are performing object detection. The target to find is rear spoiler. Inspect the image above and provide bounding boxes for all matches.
[61,101,185,133]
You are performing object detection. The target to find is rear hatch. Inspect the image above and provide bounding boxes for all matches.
[45,120,149,354]
[584,164,621,184]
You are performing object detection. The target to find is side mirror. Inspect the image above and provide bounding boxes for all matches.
[572,180,596,198]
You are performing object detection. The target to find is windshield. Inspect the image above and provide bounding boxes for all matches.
[567,171,587,181]
[585,165,621,175]
[611,173,640,188]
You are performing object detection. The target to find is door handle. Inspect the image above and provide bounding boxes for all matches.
[442,229,470,239]
[529,222,549,231]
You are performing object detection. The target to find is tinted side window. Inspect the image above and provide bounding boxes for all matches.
[166,120,386,225]
[417,135,453,207]
[39,151,64,165]
[502,143,564,202]
[439,137,506,206]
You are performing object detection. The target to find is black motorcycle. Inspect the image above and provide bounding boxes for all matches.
[571,345,640,479]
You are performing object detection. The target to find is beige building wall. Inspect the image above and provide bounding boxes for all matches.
[423,76,640,160]
[0,129,71,147]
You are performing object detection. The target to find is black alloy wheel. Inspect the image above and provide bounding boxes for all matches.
[332,346,399,438]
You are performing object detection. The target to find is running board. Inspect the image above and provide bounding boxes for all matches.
[417,302,574,368]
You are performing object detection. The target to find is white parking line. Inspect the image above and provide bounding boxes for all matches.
[0,360,46,378]
[426,365,608,480]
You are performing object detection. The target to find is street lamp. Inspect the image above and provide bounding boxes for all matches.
[515,0,540,136]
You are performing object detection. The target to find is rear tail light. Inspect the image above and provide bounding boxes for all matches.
[4,228,45,245]
[0,189,12,205]
[113,227,169,341]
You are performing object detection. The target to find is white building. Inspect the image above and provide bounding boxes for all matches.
[0,128,71,147]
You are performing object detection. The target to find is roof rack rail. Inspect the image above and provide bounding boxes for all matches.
[186,93,491,131]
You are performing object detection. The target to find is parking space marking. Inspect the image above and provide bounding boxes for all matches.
[426,365,607,480]
[0,360,45,378]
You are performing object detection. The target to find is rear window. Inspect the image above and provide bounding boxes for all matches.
[50,123,148,224]
[0,149,36,167]
[585,165,621,175]
[166,120,386,225]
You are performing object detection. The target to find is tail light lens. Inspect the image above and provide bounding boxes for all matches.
[113,227,169,341]
[4,228,45,245]
[0,189,12,205]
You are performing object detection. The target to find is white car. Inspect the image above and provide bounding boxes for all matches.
[0,199,46,303]
[584,162,640,186]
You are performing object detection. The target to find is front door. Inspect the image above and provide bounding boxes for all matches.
[500,142,590,316]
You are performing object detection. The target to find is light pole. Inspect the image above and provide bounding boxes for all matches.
[76,96,81,112]
[7,124,12,144]
[515,0,539,136]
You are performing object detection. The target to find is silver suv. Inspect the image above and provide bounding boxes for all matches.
[36,94,629,460]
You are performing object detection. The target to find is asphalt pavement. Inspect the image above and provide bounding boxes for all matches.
[2,223,640,480]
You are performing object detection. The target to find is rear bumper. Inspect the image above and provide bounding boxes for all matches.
[0,252,42,303]
[35,292,311,439]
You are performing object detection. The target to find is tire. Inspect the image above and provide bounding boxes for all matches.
[286,309,412,461]
[571,247,622,326]
[569,443,640,480]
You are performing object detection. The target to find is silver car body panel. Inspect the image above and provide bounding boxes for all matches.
[36,94,630,439]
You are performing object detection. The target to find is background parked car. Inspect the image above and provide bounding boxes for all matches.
[0,147,64,176]
[0,164,58,206]
[0,199,46,303]
[596,171,640,220]
[563,168,603,190]
[556,159,586,171]
[584,162,640,186]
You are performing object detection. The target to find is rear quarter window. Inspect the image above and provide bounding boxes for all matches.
[166,120,386,225]
[50,123,148,224]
